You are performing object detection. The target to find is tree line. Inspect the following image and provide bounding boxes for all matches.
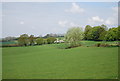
[18,34,56,46]
[65,25,120,48]
[84,24,120,41]
[1,24,120,47]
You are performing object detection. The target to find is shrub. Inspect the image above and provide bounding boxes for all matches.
[43,39,48,44]
[2,44,21,47]
[95,43,111,47]
[65,27,83,48]
[47,37,56,44]
[36,38,44,45]
[95,43,101,47]
[18,34,29,46]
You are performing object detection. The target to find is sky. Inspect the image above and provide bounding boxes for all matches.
[1,2,119,37]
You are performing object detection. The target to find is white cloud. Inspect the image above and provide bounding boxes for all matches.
[105,19,112,25]
[91,16,104,22]
[88,16,104,25]
[20,21,24,25]
[104,7,118,26]
[65,3,85,14]
[105,17,117,25]
[69,22,79,27]
[88,15,117,26]
[58,20,68,27]
[58,20,80,28]
[88,6,119,26]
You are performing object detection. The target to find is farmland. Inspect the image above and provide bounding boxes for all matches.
[1,2,119,80]
[2,41,118,79]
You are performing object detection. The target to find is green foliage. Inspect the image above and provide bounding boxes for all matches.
[87,26,106,41]
[95,43,110,47]
[47,37,56,44]
[99,31,107,41]
[65,27,83,47]
[43,39,48,44]
[18,34,29,46]
[84,25,92,40]
[29,35,35,45]
[104,27,118,41]
[7,25,119,47]
[36,38,44,45]
[101,24,108,30]
[118,26,120,40]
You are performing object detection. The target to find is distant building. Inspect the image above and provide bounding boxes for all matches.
[54,38,64,43]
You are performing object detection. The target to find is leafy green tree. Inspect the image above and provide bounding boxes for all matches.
[99,25,107,40]
[105,27,118,41]
[99,31,107,41]
[84,25,92,40]
[118,26,120,41]
[29,35,35,45]
[18,34,29,46]
[47,37,56,44]
[101,24,108,31]
[36,38,44,45]
[87,26,106,41]
[43,39,48,44]
[65,27,83,47]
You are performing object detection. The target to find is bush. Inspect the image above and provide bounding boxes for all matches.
[95,43,111,47]
[18,34,29,46]
[2,44,21,47]
[47,37,56,44]
[43,39,48,44]
[65,27,83,48]
[36,38,44,45]
[65,45,82,49]
[95,43,101,47]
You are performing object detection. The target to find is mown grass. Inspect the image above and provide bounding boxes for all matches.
[2,42,118,79]
[56,41,119,48]
[80,41,119,46]
[0,48,2,80]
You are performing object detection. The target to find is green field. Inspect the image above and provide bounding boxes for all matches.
[0,48,2,80]
[2,42,118,79]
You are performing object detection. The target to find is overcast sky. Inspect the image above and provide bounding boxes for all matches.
[2,2,118,37]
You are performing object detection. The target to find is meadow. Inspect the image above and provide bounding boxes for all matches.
[2,41,118,79]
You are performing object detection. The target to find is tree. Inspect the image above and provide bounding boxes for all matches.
[65,27,83,47]
[43,39,48,44]
[101,24,108,31]
[118,26,120,41]
[84,25,92,40]
[36,38,44,45]
[47,37,56,44]
[104,27,118,41]
[87,26,106,41]
[99,25,107,40]
[99,31,107,41]
[18,34,29,46]
[29,35,35,45]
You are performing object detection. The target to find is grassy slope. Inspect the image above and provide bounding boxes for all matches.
[2,44,118,79]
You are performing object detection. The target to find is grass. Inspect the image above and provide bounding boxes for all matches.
[2,42,118,79]
[80,40,119,47]
[0,48,2,80]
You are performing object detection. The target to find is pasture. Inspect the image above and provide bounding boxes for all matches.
[2,41,118,79]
